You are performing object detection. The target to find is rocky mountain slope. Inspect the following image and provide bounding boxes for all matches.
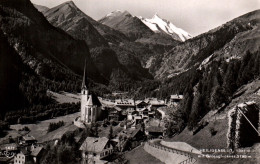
[153,10,260,79]
[139,14,192,42]
[36,1,154,87]
[99,10,154,41]
[33,4,49,13]
[99,10,180,46]
[0,0,106,83]
[42,1,108,48]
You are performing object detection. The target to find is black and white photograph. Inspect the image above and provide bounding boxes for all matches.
[0,0,260,163]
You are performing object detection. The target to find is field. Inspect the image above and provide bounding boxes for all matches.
[48,91,81,104]
[0,112,80,143]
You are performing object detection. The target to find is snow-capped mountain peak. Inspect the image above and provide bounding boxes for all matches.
[105,10,123,17]
[139,14,192,41]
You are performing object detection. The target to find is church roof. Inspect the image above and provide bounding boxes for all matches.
[86,94,102,107]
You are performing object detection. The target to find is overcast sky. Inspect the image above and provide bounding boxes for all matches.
[31,0,260,36]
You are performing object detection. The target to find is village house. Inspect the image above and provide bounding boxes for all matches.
[80,137,113,164]
[19,135,37,146]
[170,94,183,106]
[115,99,135,110]
[30,146,44,164]
[117,127,145,151]
[14,145,44,164]
[107,106,126,121]
[145,126,164,138]
[14,149,30,164]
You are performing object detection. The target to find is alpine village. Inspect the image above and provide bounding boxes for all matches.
[0,0,260,164]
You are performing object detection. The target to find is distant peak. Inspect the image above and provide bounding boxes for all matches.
[112,9,122,13]
[105,10,122,17]
[63,1,77,8]
[122,10,132,17]
[153,13,161,19]
[123,10,130,14]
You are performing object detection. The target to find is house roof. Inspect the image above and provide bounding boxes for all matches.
[170,94,183,100]
[121,128,142,138]
[31,147,43,157]
[20,148,31,156]
[22,135,36,141]
[80,137,109,153]
[115,99,135,106]
[136,101,148,106]
[130,128,142,138]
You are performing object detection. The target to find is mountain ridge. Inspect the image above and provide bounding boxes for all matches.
[139,14,192,42]
[152,9,260,79]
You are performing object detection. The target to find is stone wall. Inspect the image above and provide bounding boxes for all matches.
[144,141,195,164]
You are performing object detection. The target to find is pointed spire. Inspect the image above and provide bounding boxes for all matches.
[82,58,87,90]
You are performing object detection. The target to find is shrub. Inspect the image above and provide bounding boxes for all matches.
[209,127,217,136]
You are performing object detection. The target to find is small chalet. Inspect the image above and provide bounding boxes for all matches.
[136,101,148,109]
[115,99,135,110]
[14,145,44,164]
[14,149,31,164]
[170,94,183,105]
[145,126,164,138]
[80,137,113,163]
[108,106,125,121]
[118,128,145,150]
[31,146,44,163]
[19,135,37,145]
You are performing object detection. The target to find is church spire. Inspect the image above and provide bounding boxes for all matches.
[82,58,87,90]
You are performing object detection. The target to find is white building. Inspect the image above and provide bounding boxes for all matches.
[80,61,103,124]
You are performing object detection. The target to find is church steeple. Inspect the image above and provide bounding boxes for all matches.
[81,58,87,90]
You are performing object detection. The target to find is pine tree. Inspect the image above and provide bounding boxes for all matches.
[108,125,113,140]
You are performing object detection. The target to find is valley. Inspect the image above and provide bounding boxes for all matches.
[0,0,259,163]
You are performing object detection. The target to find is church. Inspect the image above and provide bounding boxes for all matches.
[80,61,103,124]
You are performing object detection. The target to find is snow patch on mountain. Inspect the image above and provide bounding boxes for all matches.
[106,10,122,17]
[139,14,192,41]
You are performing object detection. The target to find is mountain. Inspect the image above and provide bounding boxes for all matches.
[33,4,49,13]
[0,0,107,83]
[152,10,260,79]
[146,10,260,141]
[36,1,154,89]
[139,14,192,42]
[42,1,108,48]
[0,29,25,115]
[99,10,154,41]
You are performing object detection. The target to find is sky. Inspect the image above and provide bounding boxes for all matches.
[31,0,260,36]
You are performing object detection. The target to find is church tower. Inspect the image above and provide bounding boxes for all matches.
[80,59,103,124]
[81,59,89,122]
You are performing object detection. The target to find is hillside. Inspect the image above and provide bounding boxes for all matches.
[42,1,108,48]
[153,10,260,79]
[152,10,260,149]
[0,0,118,123]
[36,2,154,89]
[167,79,260,163]
[0,0,106,83]
[0,29,25,116]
